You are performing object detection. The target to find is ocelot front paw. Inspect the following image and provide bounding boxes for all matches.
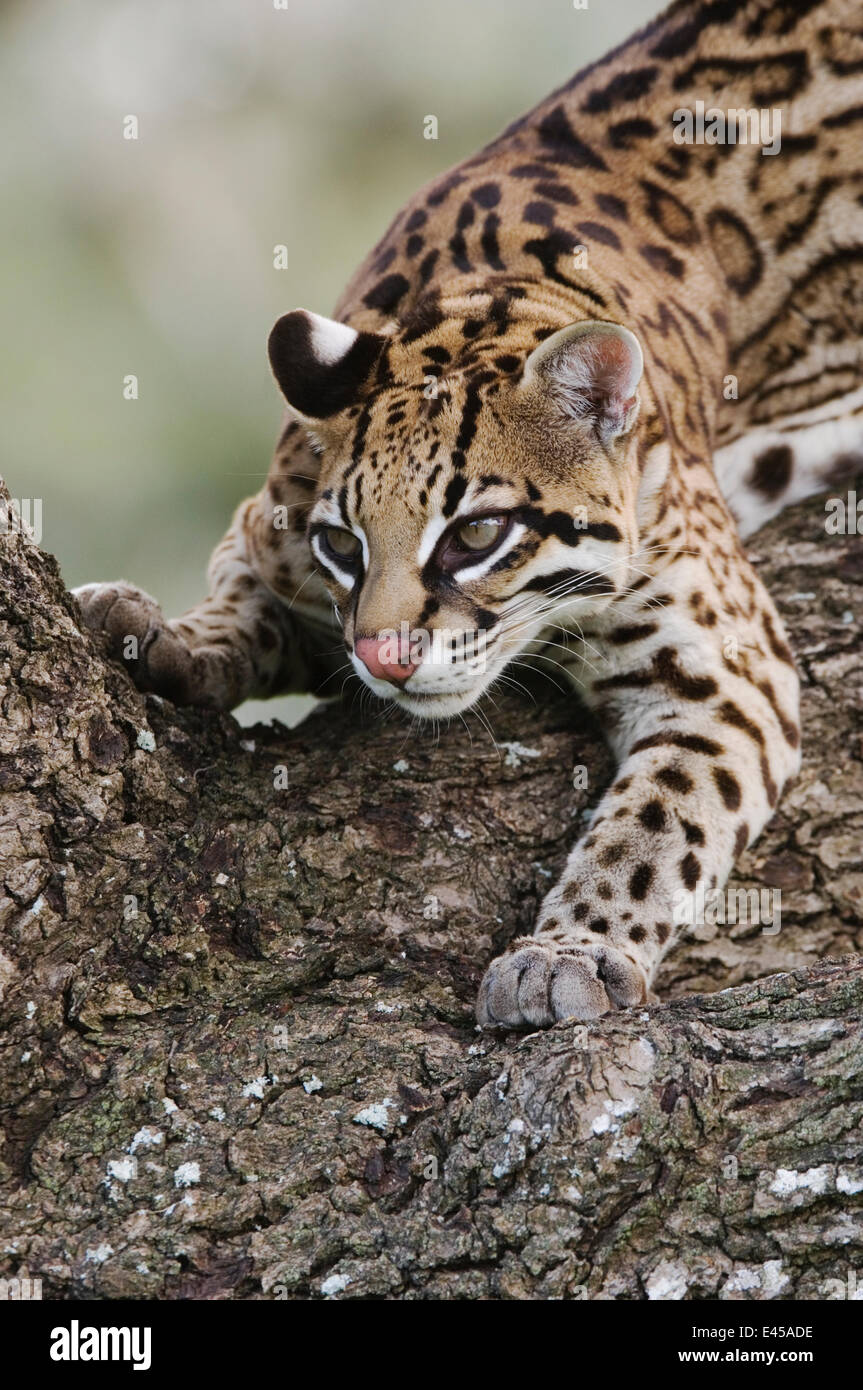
[73,581,209,706]
[476,937,652,1030]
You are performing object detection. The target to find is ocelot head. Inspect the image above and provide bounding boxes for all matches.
[268,288,645,718]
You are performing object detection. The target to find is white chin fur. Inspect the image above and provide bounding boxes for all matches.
[391,687,484,719]
[352,658,487,718]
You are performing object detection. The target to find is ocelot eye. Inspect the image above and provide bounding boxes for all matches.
[323,527,361,561]
[453,516,508,552]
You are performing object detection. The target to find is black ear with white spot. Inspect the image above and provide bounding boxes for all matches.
[522,320,643,444]
[268,310,386,421]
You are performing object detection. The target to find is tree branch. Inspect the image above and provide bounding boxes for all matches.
[0,479,861,1299]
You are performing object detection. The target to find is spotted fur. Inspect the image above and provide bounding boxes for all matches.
[76,0,862,1028]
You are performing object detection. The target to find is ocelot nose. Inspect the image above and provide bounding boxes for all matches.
[355,636,418,685]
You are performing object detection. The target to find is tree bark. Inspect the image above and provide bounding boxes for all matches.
[1,479,861,1300]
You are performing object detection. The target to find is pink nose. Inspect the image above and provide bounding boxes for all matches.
[355,636,418,685]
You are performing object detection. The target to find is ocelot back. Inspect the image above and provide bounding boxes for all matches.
[76,0,863,1028]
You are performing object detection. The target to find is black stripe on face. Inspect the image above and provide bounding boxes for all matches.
[520,568,615,596]
[522,507,622,546]
[343,404,373,480]
[586,521,623,543]
[442,474,469,518]
[451,382,484,469]
[472,605,500,631]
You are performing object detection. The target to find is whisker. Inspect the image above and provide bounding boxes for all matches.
[529,631,602,671]
[287,569,321,611]
[493,670,542,703]
[496,559,677,643]
[523,649,590,682]
[511,655,588,695]
[456,710,474,748]
[523,640,600,679]
[316,658,357,691]
[509,655,570,692]
[468,700,500,752]
[494,541,693,627]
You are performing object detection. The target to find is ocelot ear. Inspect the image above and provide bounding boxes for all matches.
[521,320,644,444]
[268,310,387,424]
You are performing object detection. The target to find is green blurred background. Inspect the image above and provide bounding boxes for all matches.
[2,0,664,724]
